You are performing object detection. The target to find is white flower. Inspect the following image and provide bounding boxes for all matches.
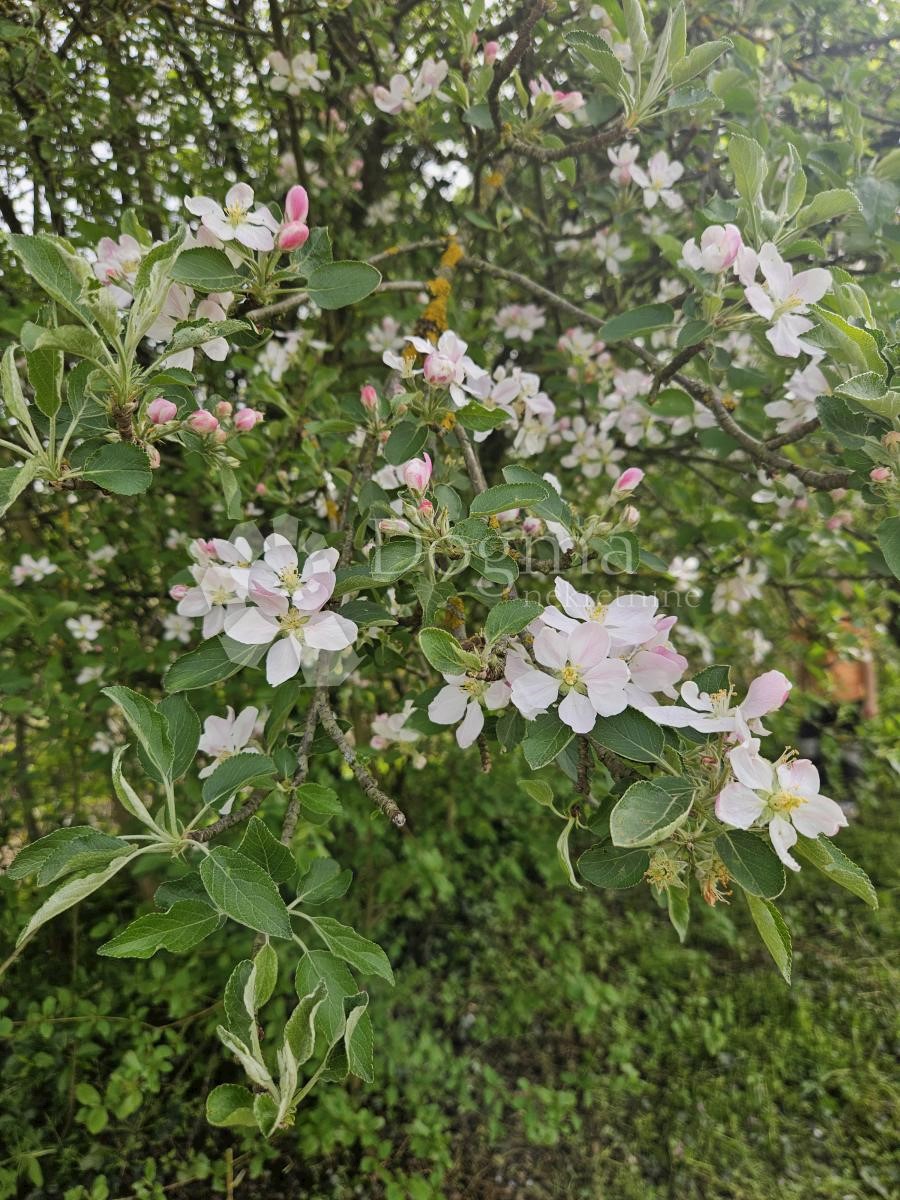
[743,243,832,358]
[65,614,103,641]
[93,234,144,308]
[197,705,259,779]
[268,50,329,95]
[668,555,701,592]
[643,669,792,735]
[629,151,684,210]
[370,701,420,749]
[177,561,246,638]
[77,665,104,686]
[764,358,830,432]
[428,673,511,748]
[11,554,58,585]
[608,142,640,186]
[509,623,630,733]
[712,561,768,615]
[366,315,404,354]
[541,577,660,651]
[373,58,447,113]
[161,613,194,643]
[405,330,487,408]
[716,749,847,871]
[681,224,743,274]
[559,417,624,479]
[493,303,547,342]
[185,183,278,252]
[592,229,632,275]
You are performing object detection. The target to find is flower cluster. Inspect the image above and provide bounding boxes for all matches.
[373,58,447,114]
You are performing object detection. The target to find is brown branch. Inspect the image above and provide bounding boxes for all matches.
[509,121,624,163]
[188,793,263,843]
[280,699,320,844]
[315,694,406,828]
[487,0,551,131]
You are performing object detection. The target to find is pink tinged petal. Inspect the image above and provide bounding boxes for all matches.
[715,782,766,828]
[457,700,484,748]
[266,638,302,686]
[248,580,289,617]
[226,182,254,211]
[265,542,298,572]
[533,627,569,670]
[585,665,629,717]
[539,606,580,634]
[641,703,704,728]
[511,668,560,713]
[303,547,340,576]
[185,196,222,218]
[776,758,820,798]
[304,611,357,651]
[554,577,593,621]
[728,744,775,792]
[791,268,831,304]
[558,689,597,734]
[285,185,309,223]
[202,213,237,242]
[768,815,800,871]
[201,608,226,638]
[567,621,612,669]
[745,284,775,320]
[791,794,848,839]
[177,588,211,617]
[429,684,468,725]
[231,706,259,748]
[742,670,792,719]
[224,607,279,645]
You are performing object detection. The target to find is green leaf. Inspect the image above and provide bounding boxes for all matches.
[206,1084,257,1128]
[253,1093,279,1137]
[502,464,573,529]
[469,481,549,517]
[33,325,107,362]
[745,894,792,983]
[6,233,94,322]
[484,599,542,644]
[592,708,666,763]
[252,941,279,1008]
[342,992,374,1083]
[163,318,250,356]
[716,829,786,899]
[522,712,575,770]
[811,307,885,376]
[199,848,293,939]
[556,817,584,891]
[297,858,353,905]
[578,843,649,888]
[667,886,690,943]
[598,304,674,343]
[305,260,381,309]
[728,133,767,206]
[82,443,152,495]
[794,188,860,230]
[564,30,628,100]
[223,960,254,1043]
[284,981,327,1066]
[239,816,296,884]
[2,344,35,428]
[170,246,246,292]
[296,782,343,826]
[157,695,200,781]
[0,458,41,518]
[97,900,222,958]
[671,38,731,85]
[383,420,427,466]
[456,401,511,432]
[164,637,259,692]
[621,0,650,62]
[102,686,174,783]
[369,538,424,581]
[418,627,481,675]
[295,950,360,1043]
[291,227,333,273]
[520,778,554,807]
[610,779,693,848]
[200,752,276,811]
[834,372,900,421]
[16,847,145,948]
[25,344,63,418]
[111,746,168,835]
[793,836,878,908]
[7,826,127,885]
[303,915,394,984]
[876,517,900,582]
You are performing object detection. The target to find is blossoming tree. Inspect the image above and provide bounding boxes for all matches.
[1,0,895,1142]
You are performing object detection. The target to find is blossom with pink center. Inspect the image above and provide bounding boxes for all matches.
[278,185,310,251]
[147,397,178,424]
[629,151,684,210]
[541,577,660,651]
[682,224,743,274]
[870,467,891,483]
[93,234,144,307]
[428,673,511,749]
[403,452,432,492]
[509,623,630,733]
[608,143,640,186]
[742,242,832,358]
[528,76,586,128]
[716,748,847,871]
[405,331,486,407]
[185,183,278,252]
[177,560,247,639]
[373,58,447,114]
[642,669,792,735]
[197,706,260,809]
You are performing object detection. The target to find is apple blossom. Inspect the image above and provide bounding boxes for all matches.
[528,76,586,128]
[185,183,277,252]
[642,669,792,735]
[608,142,640,186]
[541,578,660,650]
[494,303,547,342]
[509,624,630,733]
[716,748,847,871]
[278,185,310,251]
[188,409,219,434]
[593,229,632,275]
[870,467,891,483]
[11,554,58,585]
[65,614,103,641]
[483,40,499,64]
[764,358,830,433]
[614,467,644,493]
[147,397,177,424]
[93,233,143,307]
[403,452,432,493]
[360,384,378,410]
[712,561,768,615]
[234,408,264,432]
[370,701,421,749]
[681,224,743,274]
[405,331,486,407]
[268,50,329,95]
[629,151,684,210]
[743,242,832,358]
[177,561,247,638]
[428,672,512,748]
[197,705,261,808]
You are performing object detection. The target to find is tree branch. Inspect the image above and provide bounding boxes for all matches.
[316,694,407,828]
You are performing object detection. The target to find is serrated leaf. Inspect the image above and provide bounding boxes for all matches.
[469,482,549,516]
[592,708,666,763]
[206,1084,256,1128]
[170,246,246,292]
[716,829,786,898]
[303,915,394,984]
[418,627,481,675]
[82,443,152,495]
[200,752,275,811]
[522,712,575,770]
[794,188,860,230]
[16,847,145,948]
[305,260,381,309]
[97,900,222,958]
[297,858,353,904]
[7,826,127,885]
[484,599,542,643]
[610,779,693,847]
[793,836,878,908]
[239,816,296,883]
[578,843,650,888]
[284,981,327,1066]
[745,894,792,983]
[102,686,174,782]
[199,847,293,938]
[164,637,259,692]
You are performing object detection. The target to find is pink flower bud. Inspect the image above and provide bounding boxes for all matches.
[829,488,848,501]
[213,428,228,444]
[423,352,456,387]
[614,467,644,493]
[418,498,434,515]
[403,452,432,492]
[146,445,161,469]
[622,504,640,526]
[278,221,310,251]
[169,583,189,601]
[870,466,892,483]
[147,397,177,424]
[285,185,309,224]
[215,400,233,418]
[234,407,264,432]
[255,482,267,495]
[188,409,219,434]
[484,40,499,64]
[522,516,543,535]
[378,517,411,534]
[360,384,378,411]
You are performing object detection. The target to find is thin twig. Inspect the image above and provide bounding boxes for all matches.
[316,694,407,828]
